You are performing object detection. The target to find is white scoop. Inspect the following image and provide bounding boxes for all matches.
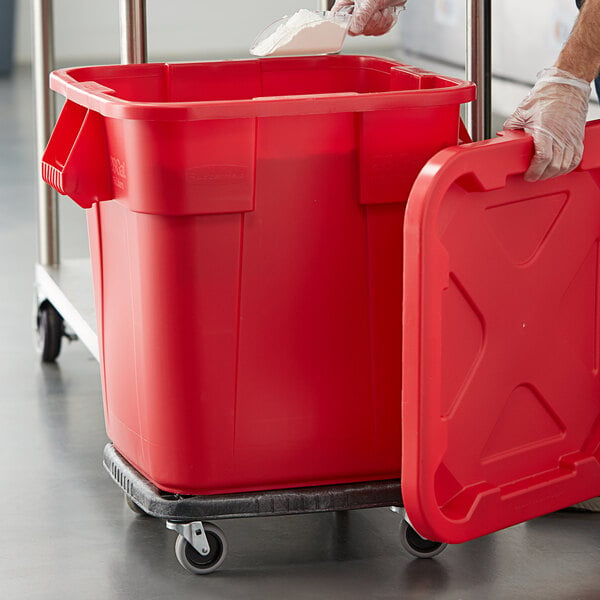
[249,9,351,57]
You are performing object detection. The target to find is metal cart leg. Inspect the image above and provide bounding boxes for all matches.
[32,0,66,363]
[466,0,492,141]
[32,0,57,268]
[119,0,147,64]
[32,1,148,362]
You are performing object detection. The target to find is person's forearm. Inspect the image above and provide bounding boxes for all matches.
[555,0,600,82]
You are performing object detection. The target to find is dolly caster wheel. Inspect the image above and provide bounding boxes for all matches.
[125,493,149,516]
[170,521,228,574]
[400,519,447,559]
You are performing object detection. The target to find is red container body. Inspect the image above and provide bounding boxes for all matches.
[43,56,474,495]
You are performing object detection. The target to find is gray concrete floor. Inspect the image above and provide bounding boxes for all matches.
[1,66,600,599]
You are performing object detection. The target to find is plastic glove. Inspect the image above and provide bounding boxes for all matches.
[332,0,407,36]
[503,67,590,182]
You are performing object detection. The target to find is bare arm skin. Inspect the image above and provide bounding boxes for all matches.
[555,0,600,82]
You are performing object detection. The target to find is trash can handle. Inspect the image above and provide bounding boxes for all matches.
[390,64,473,94]
[41,100,113,209]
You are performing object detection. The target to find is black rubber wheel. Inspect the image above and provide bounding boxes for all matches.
[174,523,228,575]
[399,519,447,559]
[125,493,149,516]
[36,303,63,363]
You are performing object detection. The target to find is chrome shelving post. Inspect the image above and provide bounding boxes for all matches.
[466,0,492,141]
[32,0,58,267]
[119,0,147,64]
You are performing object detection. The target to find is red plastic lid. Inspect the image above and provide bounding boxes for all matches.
[402,123,600,544]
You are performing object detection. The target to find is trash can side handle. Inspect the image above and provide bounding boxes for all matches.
[42,100,113,209]
[390,65,475,95]
[50,69,119,115]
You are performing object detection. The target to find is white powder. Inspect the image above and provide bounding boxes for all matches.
[251,9,348,57]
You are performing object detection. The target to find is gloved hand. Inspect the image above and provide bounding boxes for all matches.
[503,67,590,182]
[332,0,407,36]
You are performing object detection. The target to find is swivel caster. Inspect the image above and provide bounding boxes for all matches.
[167,521,228,574]
[400,518,447,559]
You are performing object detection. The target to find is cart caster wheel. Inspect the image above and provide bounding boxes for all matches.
[174,523,228,575]
[125,494,149,516]
[36,302,63,363]
[400,519,447,559]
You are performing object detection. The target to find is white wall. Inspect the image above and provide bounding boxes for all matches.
[399,0,579,86]
[14,0,399,66]
[397,0,600,119]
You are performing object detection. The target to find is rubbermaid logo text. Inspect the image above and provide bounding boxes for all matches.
[110,156,126,190]
[186,165,249,185]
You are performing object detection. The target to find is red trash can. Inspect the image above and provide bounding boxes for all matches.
[42,55,474,495]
